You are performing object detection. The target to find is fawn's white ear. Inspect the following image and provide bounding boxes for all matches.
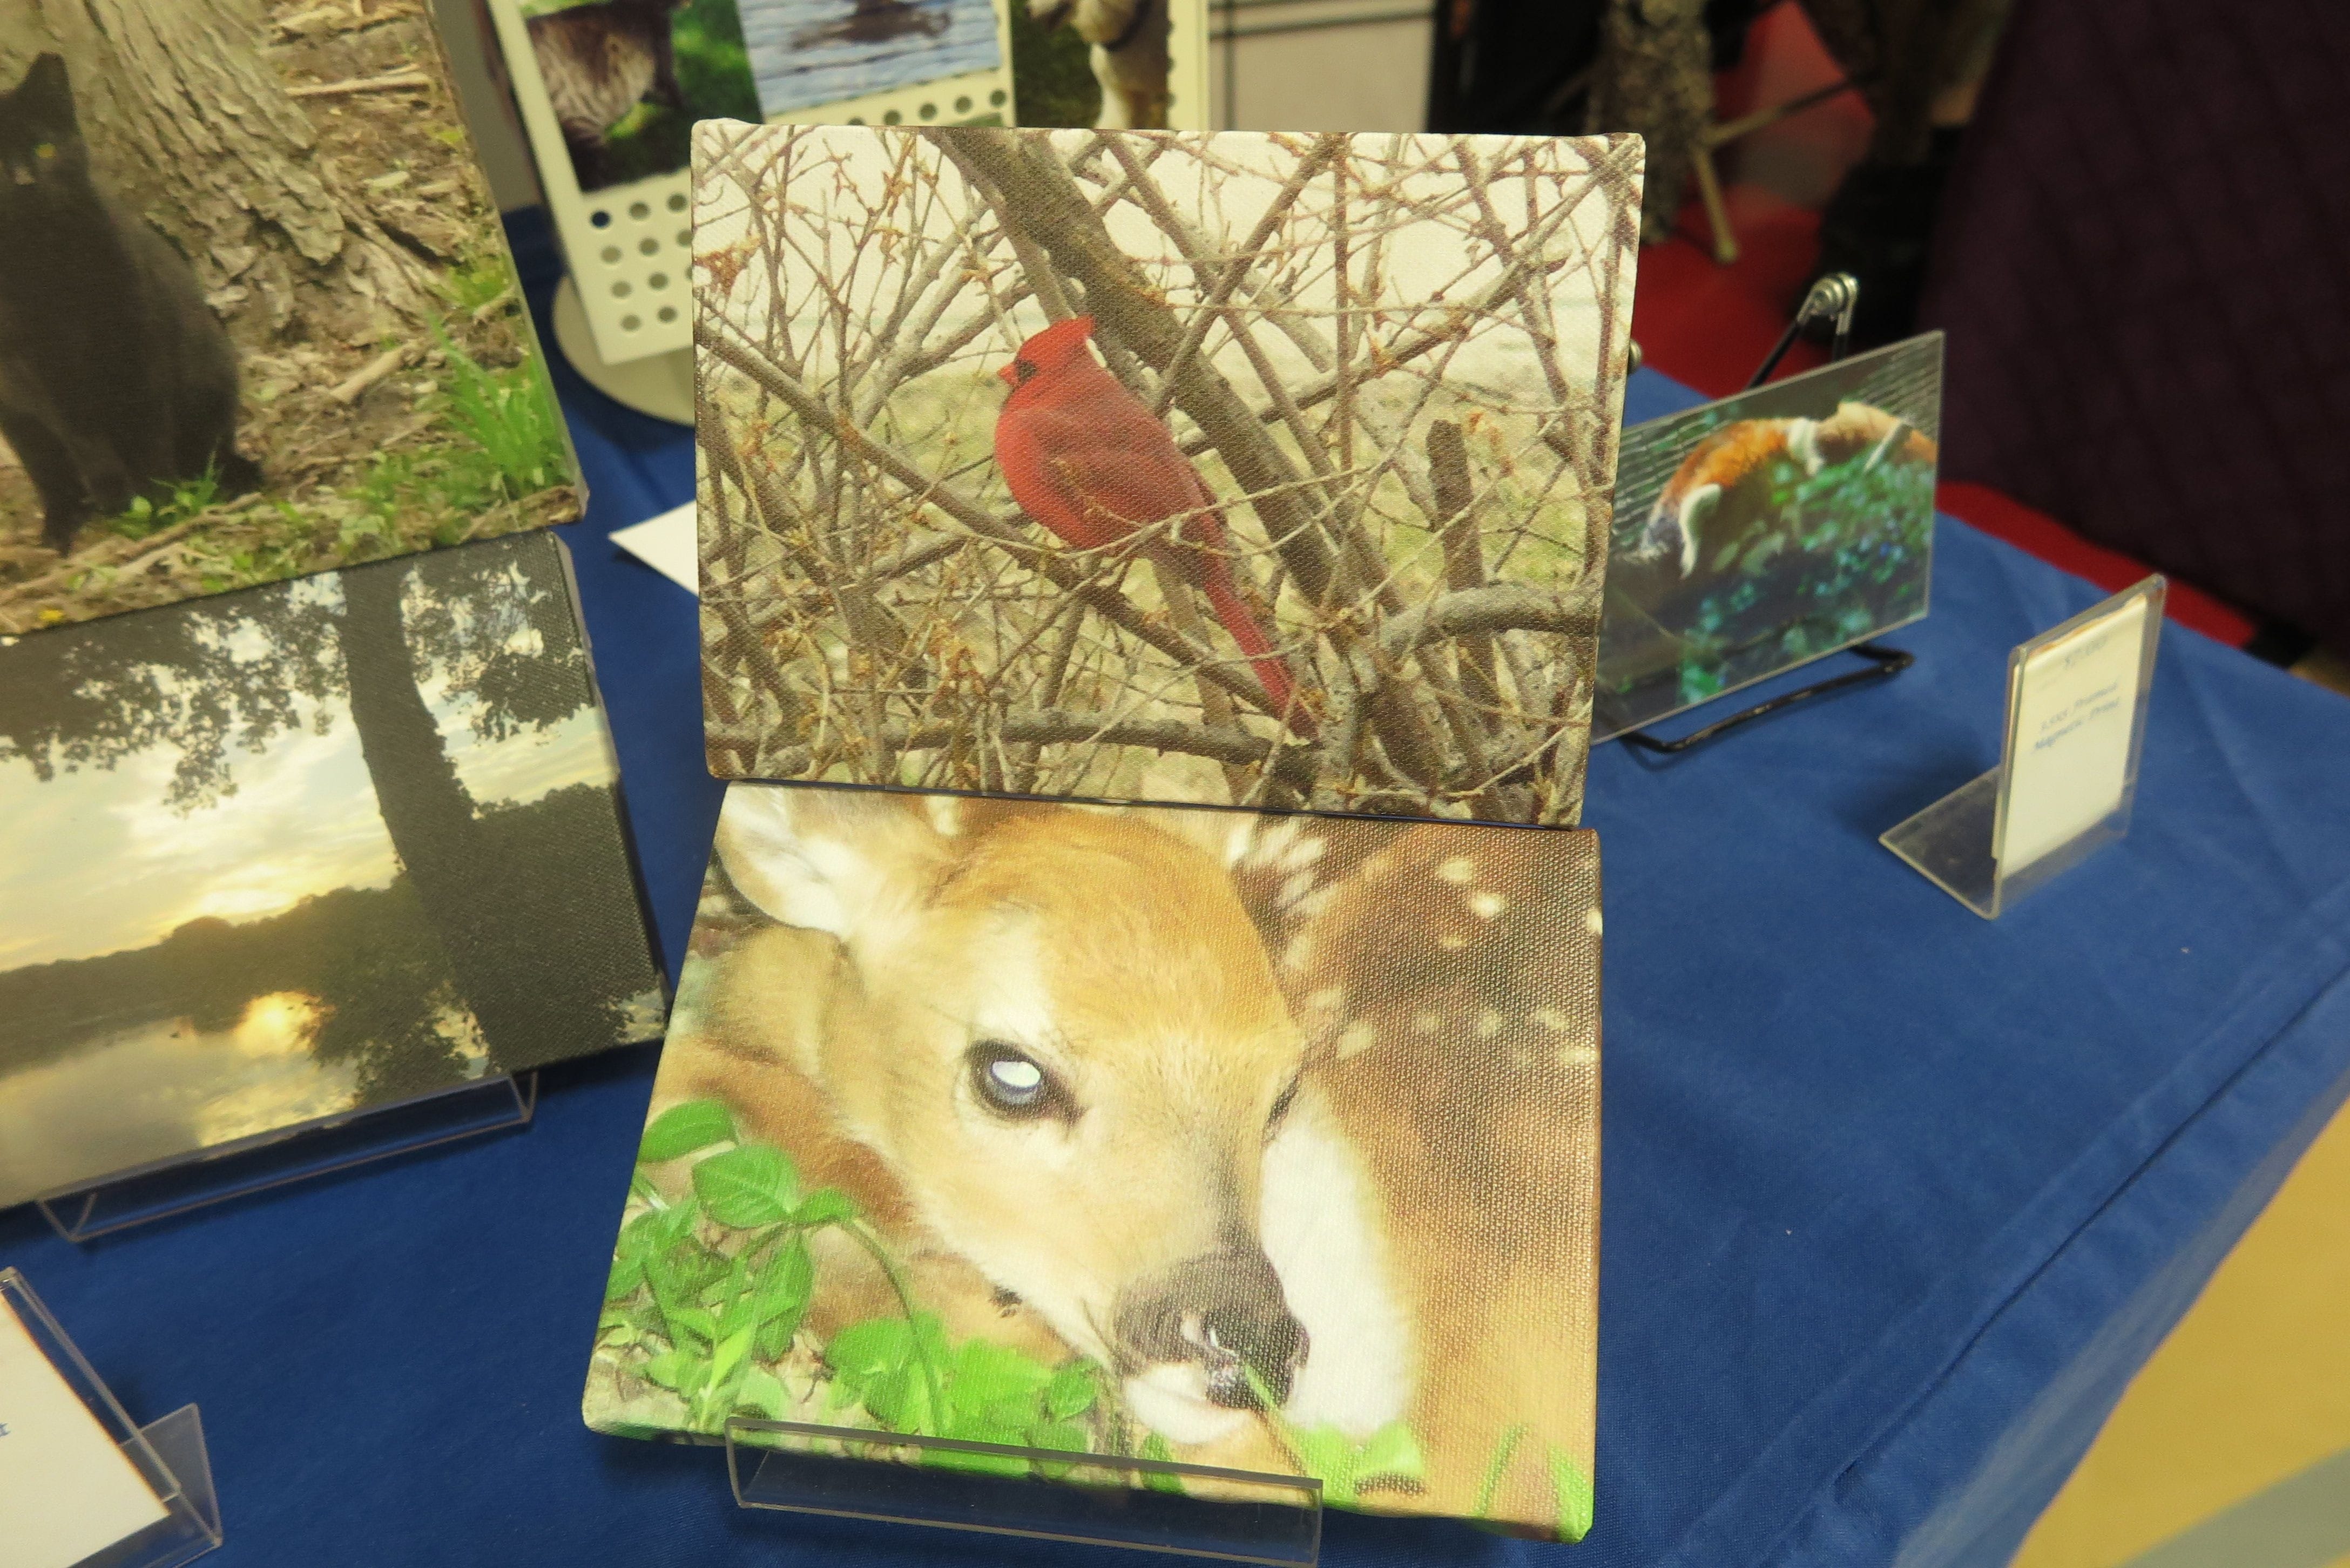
[714,785,945,945]
[1677,484,1720,577]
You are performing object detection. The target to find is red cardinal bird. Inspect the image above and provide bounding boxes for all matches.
[995,315,1306,727]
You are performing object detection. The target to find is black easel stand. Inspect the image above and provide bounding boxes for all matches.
[1613,272,1915,757]
[1615,641,1912,755]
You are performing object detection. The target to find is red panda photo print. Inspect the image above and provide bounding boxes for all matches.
[691,125,1644,826]
[1596,334,1943,738]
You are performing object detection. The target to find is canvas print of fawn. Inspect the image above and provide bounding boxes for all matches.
[693,125,1643,826]
[582,782,1602,1537]
[1596,334,1943,740]
[0,1,582,635]
[0,533,664,1208]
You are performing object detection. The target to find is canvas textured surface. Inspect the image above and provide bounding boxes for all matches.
[583,782,1602,1538]
[1596,334,1941,739]
[0,0,581,633]
[693,124,1643,826]
[0,532,663,1207]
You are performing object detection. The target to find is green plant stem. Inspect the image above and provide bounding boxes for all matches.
[1471,1423,1529,1519]
[840,1219,947,1429]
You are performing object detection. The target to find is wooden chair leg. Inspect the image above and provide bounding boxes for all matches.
[1691,140,1740,265]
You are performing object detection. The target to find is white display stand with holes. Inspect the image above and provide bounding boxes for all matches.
[486,0,1208,421]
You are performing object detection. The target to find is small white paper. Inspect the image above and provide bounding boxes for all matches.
[0,1295,171,1568]
[611,503,699,597]
[1997,593,2152,871]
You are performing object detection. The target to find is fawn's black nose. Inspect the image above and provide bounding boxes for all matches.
[1117,1246,1309,1410]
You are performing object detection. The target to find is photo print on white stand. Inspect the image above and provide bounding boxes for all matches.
[487,0,1019,370]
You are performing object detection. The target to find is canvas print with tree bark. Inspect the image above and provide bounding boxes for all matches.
[0,0,580,636]
[694,125,1642,824]
[0,532,664,1209]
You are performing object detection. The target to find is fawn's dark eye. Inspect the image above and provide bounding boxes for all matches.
[969,1042,1066,1120]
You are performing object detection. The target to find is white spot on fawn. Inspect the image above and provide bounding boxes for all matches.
[1436,855,1476,886]
[1468,890,1506,920]
[1337,1022,1378,1058]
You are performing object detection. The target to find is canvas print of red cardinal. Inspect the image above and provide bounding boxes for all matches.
[693,124,1645,826]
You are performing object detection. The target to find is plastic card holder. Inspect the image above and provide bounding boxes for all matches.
[726,1416,1321,1564]
[0,1269,222,1568]
[1883,577,2164,918]
[36,1073,537,1242]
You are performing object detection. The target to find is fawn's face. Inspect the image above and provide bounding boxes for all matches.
[718,792,1313,1445]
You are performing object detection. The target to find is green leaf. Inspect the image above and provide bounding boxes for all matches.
[734,1367,787,1422]
[754,1317,801,1364]
[861,1366,914,1429]
[666,1305,720,1351]
[640,1100,738,1163]
[1355,1421,1427,1485]
[825,1317,913,1383]
[793,1188,859,1226]
[1548,1448,1594,1543]
[641,1349,694,1392]
[948,1341,1053,1424]
[693,1144,800,1229]
[652,1195,703,1251]
[909,1312,950,1369]
[921,1438,1027,1478]
[1138,1432,1186,1495]
[1028,1419,1090,1454]
[1289,1426,1361,1506]
[1044,1363,1099,1421]
[604,1249,645,1302]
[754,1235,815,1327]
[710,1324,757,1393]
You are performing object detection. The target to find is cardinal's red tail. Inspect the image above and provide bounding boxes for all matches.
[1197,568,1312,736]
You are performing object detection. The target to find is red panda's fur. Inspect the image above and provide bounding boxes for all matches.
[1637,401,1938,582]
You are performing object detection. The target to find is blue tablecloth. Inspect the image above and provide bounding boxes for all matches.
[6,214,2349,1568]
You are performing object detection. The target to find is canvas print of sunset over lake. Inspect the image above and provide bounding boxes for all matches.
[0,532,663,1208]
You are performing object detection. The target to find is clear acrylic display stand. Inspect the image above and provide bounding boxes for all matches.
[1883,577,2164,918]
[37,1073,537,1242]
[725,1417,1321,1565]
[0,1269,223,1567]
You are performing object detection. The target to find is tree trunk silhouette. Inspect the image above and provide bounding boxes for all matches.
[2,0,436,332]
[338,560,540,1074]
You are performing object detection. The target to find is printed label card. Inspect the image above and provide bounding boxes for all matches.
[1995,586,2155,872]
[0,1291,170,1568]
[692,124,1644,826]
[1883,577,2165,918]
